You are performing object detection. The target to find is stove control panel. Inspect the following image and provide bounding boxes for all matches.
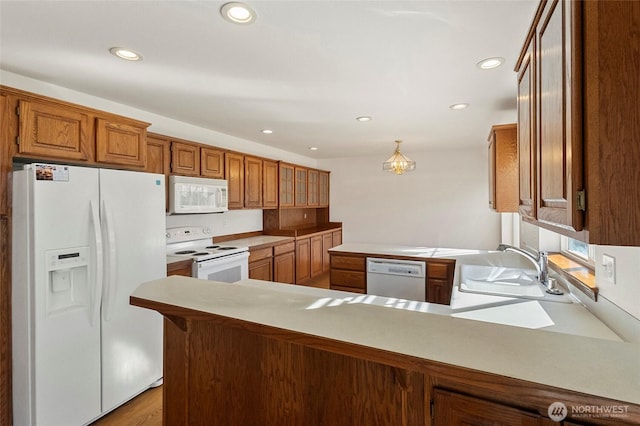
[166,226,212,244]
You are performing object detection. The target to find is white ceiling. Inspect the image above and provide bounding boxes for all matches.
[0,0,537,159]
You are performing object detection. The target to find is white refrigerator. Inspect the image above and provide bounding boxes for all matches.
[12,163,165,426]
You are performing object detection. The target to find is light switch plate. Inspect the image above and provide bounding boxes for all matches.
[602,254,616,285]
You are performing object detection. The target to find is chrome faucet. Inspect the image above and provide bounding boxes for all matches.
[496,244,549,288]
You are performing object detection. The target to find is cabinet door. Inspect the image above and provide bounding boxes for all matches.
[536,0,583,231]
[171,141,200,176]
[0,94,9,215]
[18,99,91,161]
[295,238,311,283]
[262,160,279,208]
[488,124,518,213]
[201,147,224,179]
[318,171,329,207]
[322,232,332,272]
[332,230,342,247]
[95,118,147,167]
[225,152,244,209]
[294,167,308,206]
[279,163,294,207]
[146,135,171,211]
[244,155,263,208]
[307,169,319,206]
[433,388,553,426]
[249,258,273,281]
[517,39,537,221]
[274,252,295,284]
[310,235,324,278]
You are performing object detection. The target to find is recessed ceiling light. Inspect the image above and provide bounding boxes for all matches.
[261,129,273,134]
[356,116,372,122]
[476,57,505,70]
[220,2,256,24]
[449,103,469,110]
[309,147,318,151]
[109,47,142,61]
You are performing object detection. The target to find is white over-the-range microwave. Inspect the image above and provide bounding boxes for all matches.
[168,175,228,214]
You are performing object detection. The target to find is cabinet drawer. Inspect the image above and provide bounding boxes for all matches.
[330,254,365,272]
[331,285,365,294]
[249,247,273,262]
[273,241,295,256]
[427,262,451,279]
[330,270,365,290]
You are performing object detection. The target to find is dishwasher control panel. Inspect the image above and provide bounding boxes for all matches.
[367,258,426,277]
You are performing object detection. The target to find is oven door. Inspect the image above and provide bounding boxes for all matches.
[193,251,249,282]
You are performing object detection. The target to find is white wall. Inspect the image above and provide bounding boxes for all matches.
[318,147,501,250]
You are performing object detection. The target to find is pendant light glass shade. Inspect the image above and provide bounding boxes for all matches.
[383,140,416,175]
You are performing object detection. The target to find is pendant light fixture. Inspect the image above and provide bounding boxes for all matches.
[383,140,416,175]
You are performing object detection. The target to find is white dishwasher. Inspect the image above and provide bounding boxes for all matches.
[366,257,426,301]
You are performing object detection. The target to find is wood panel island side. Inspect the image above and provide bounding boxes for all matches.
[130,276,640,426]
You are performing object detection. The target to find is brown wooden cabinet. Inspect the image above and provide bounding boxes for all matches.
[295,238,311,283]
[0,216,10,426]
[145,134,171,211]
[0,94,9,216]
[517,38,536,222]
[167,260,193,277]
[516,0,584,235]
[244,155,263,208]
[307,169,319,206]
[488,124,518,212]
[432,388,554,426]
[225,152,244,209]
[318,171,329,207]
[329,253,366,293]
[171,141,200,176]
[95,118,147,168]
[310,235,323,278]
[322,232,333,272]
[249,247,274,281]
[262,160,278,209]
[294,167,308,206]
[273,242,295,284]
[200,147,224,178]
[332,230,342,247]
[17,98,92,161]
[279,163,294,207]
[426,261,455,305]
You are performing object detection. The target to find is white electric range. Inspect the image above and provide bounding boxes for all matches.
[166,226,249,282]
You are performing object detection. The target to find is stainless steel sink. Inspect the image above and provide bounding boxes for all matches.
[459,264,571,302]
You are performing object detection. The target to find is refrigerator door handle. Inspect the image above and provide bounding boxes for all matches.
[90,200,104,326]
[101,200,117,322]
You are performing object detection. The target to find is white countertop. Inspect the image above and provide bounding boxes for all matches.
[329,242,485,259]
[132,276,640,405]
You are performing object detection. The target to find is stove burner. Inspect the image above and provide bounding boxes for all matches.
[206,245,221,249]
[218,247,237,251]
[175,250,197,255]
[193,252,210,256]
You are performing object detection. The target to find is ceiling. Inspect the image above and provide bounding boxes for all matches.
[0,0,537,159]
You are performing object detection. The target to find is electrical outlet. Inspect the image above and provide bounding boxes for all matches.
[601,254,616,285]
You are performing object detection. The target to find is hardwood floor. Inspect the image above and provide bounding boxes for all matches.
[90,386,162,426]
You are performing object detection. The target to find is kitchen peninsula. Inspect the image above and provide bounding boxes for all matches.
[131,276,640,425]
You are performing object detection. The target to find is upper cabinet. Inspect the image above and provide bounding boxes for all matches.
[13,92,149,168]
[535,0,583,231]
[225,152,245,209]
[262,160,279,209]
[488,124,518,213]
[95,118,147,168]
[200,147,224,179]
[318,171,329,207]
[294,167,308,206]
[170,141,200,176]
[244,155,263,208]
[146,133,171,211]
[17,98,92,161]
[516,0,583,234]
[516,0,639,245]
[307,169,319,207]
[279,163,295,207]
